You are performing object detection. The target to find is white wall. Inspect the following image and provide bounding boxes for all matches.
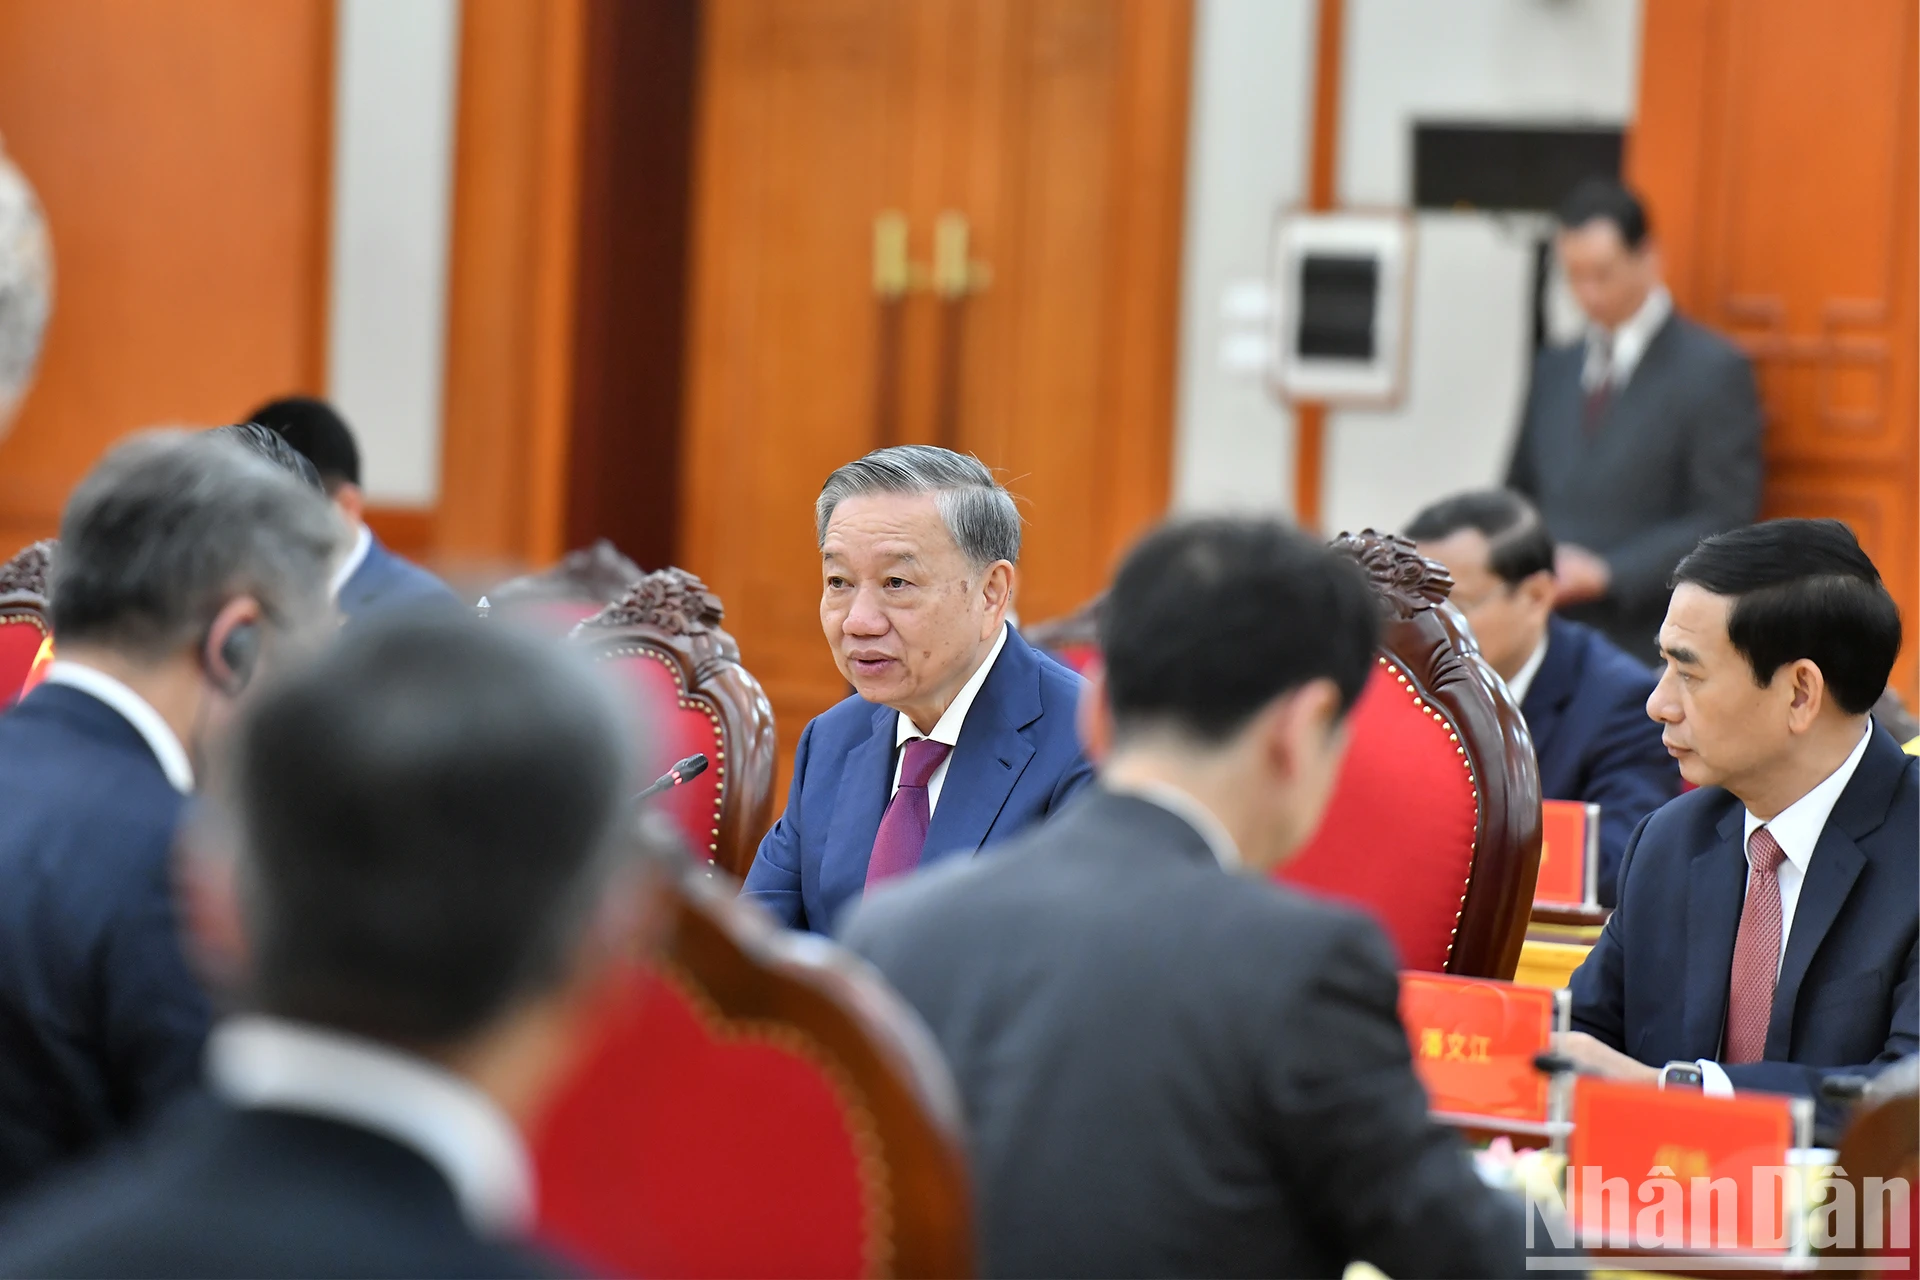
[1172,0,1642,531]
[325,0,462,506]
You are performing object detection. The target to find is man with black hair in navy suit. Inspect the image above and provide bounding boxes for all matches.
[248,396,461,622]
[0,432,341,1198]
[1560,519,1916,1133]
[1411,488,1679,905]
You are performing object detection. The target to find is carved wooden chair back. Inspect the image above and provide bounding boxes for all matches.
[0,541,53,706]
[488,540,646,636]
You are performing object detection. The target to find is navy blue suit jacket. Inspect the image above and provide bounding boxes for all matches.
[1570,725,1918,1129]
[1521,616,1679,906]
[741,628,1094,933]
[0,685,210,1199]
[338,534,460,624]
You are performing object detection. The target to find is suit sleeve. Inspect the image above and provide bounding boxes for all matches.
[738,717,815,930]
[1601,350,1764,611]
[99,845,211,1125]
[1261,920,1529,1279]
[1048,748,1096,813]
[1568,812,1654,1048]
[1582,685,1680,908]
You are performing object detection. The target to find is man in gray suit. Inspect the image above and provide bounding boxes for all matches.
[841,518,1529,1278]
[1508,177,1763,663]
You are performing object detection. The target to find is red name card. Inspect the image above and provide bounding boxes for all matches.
[1534,799,1601,907]
[1565,1077,1806,1254]
[1399,972,1563,1124]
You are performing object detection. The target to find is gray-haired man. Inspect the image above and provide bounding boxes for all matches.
[741,445,1093,933]
[0,431,341,1197]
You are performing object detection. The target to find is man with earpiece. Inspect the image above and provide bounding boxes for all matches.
[0,431,341,1203]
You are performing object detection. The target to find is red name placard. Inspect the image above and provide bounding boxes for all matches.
[1399,972,1560,1124]
[1566,1078,1802,1254]
[1534,799,1600,907]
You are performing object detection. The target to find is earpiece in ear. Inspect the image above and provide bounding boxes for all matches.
[212,621,260,695]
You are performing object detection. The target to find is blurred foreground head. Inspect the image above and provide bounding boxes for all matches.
[202,616,644,1072]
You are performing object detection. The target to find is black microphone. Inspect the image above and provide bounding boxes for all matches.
[633,753,710,804]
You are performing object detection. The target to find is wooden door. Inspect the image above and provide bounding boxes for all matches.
[1629,0,1919,700]
[680,0,1190,790]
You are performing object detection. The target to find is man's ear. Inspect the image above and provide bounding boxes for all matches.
[1077,661,1112,765]
[1263,678,1343,776]
[1782,658,1827,732]
[333,482,366,525]
[1519,568,1558,615]
[980,561,1016,633]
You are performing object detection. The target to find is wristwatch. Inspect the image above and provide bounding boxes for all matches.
[1659,1060,1705,1091]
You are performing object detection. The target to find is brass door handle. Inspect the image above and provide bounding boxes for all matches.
[932,210,991,299]
[873,211,930,299]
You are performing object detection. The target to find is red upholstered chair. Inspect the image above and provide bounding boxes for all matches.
[1022,595,1103,677]
[531,871,973,1278]
[486,540,645,636]
[0,541,53,707]
[570,568,776,878]
[1279,531,1543,979]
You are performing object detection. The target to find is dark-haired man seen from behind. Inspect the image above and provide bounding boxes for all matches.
[1562,519,1916,1129]
[0,433,341,1200]
[1507,178,1763,664]
[249,396,460,622]
[1409,488,1678,904]
[0,616,650,1277]
[843,518,1528,1278]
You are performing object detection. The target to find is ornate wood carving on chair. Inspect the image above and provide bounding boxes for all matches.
[570,567,775,878]
[1277,530,1544,979]
[1022,594,1103,676]
[531,870,973,1278]
[487,539,645,635]
[0,540,53,704]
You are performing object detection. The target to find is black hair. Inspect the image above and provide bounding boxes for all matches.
[206,422,327,494]
[1557,177,1650,251]
[232,615,635,1043]
[1404,489,1556,585]
[1671,519,1901,716]
[1099,517,1379,744]
[246,396,362,492]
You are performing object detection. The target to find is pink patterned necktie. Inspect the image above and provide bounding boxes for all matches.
[1724,826,1787,1065]
[865,738,953,890]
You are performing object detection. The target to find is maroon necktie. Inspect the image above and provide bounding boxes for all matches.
[865,738,953,890]
[1583,337,1615,434]
[1724,826,1787,1065]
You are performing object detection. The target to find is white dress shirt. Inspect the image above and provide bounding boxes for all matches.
[1697,719,1876,1095]
[1507,634,1550,708]
[208,1015,533,1235]
[891,622,1010,815]
[1105,777,1242,872]
[331,523,374,598]
[1583,285,1673,392]
[41,660,195,793]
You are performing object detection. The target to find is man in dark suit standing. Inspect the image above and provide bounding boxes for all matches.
[743,446,1093,933]
[0,615,652,1277]
[1562,520,1915,1131]
[842,518,1528,1278]
[1410,488,1679,904]
[249,396,461,622]
[0,433,342,1199]
[1507,178,1763,663]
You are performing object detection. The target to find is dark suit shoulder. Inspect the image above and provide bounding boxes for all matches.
[1662,311,1752,370]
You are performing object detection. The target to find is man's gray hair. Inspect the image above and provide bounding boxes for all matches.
[49,430,344,658]
[815,445,1021,568]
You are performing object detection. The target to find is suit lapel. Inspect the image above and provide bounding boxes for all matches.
[1682,807,1747,1058]
[1520,619,1579,764]
[824,705,897,892]
[923,630,1042,861]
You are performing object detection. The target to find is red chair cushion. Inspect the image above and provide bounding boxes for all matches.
[1279,658,1482,972]
[533,971,875,1278]
[1049,642,1100,676]
[0,615,48,707]
[601,647,728,864]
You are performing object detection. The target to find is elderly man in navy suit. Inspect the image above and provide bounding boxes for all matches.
[248,396,460,622]
[1410,489,1679,904]
[1561,519,1916,1133]
[741,446,1093,933]
[0,433,341,1199]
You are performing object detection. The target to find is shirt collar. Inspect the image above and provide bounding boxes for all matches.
[1103,778,1243,871]
[1506,633,1550,707]
[40,660,195,794]
[896,621,1010,749]
[331,524,374,598]
[1742,719,1876,877]
[207,1015,533,1236]
[1589,285,1672,385]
